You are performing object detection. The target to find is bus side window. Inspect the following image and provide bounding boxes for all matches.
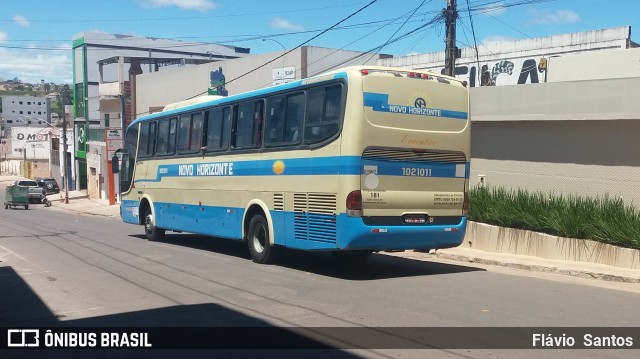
[167,118,177,155]
[305,84,342,144]
[265,96,285,146]
[233,101,262,149]
[191,113,203,152]
[148,122,157,156]
[206,107,230,152]
[254,101,263,147]
[138,122,150,158]
[177,112,203,154]
[285,93,304,144]
[177,114,191,153]
[156,119,168,155]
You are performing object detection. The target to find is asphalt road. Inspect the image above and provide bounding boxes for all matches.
[1,191,640,358]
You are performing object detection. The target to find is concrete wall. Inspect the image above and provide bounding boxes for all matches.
[470,77,640,207]
[547,47,640,82]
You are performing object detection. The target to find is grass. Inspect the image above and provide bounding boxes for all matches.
[468,186,640,250]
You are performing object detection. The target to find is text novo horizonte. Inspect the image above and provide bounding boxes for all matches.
[177,162,234,177]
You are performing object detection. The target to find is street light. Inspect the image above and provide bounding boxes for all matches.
[262,38,287,85]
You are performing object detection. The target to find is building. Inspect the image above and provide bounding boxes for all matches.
[71,32,251,195]
[1,95,52,129]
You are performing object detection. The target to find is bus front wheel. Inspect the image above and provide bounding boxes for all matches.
[247,214,280,264]
[144,209,165,241]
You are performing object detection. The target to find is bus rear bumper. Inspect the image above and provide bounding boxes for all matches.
[338,216,467,251]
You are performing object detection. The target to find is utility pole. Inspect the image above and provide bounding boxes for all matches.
[61,105,69,204]
[444,0,458,77]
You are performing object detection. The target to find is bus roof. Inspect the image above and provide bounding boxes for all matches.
[128,65,465,128]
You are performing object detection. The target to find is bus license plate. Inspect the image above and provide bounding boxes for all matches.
[403,215,427,224]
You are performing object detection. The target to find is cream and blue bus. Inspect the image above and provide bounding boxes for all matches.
[118,66,470,263]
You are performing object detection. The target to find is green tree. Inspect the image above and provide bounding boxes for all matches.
[55,84,73,117]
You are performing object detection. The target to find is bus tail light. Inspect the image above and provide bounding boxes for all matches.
[462,191,469,216]
[346,190,362,217]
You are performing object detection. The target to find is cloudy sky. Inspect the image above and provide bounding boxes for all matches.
[0,0,637,84]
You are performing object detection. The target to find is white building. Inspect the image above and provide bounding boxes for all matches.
[71,31,251,193]
[1,95,52,129]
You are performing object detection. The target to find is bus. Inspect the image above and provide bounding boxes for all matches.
[118,66,470,264]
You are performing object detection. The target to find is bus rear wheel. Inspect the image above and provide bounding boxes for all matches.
[144,209,165,241]
[247,214,280,264]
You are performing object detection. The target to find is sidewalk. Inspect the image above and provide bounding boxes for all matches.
[46,191,120,218]
[3,175,638,284]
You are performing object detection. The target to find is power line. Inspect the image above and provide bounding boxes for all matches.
[183,0,379,101]
[0,2,371,23]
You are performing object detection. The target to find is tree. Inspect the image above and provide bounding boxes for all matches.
[44,83,51,94]
[55,84,73,117]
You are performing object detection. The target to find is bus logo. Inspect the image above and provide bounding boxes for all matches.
[415,98,427,108]
[272,160,286,175]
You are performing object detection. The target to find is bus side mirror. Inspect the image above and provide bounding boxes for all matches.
[111,156,119,173]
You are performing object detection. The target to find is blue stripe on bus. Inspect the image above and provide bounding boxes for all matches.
[121,198,467,251]
[133,156,470,183]
[363,92,468,120]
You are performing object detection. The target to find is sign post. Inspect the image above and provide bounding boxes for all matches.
[105,128,123,205]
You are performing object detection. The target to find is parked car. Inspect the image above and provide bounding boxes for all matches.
[36,177,60,194]
[13,180,50,206]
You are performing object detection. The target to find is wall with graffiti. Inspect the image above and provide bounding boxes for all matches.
[379,27,632,87]
[436,57,547,87]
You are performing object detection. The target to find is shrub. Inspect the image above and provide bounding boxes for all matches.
[468,186,640,250]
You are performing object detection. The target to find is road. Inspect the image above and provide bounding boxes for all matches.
[1,189,640,358]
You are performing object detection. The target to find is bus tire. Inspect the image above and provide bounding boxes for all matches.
[247,214,280,264]
[144,208,165,241]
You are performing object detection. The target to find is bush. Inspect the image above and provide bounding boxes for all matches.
[468,186,640,250]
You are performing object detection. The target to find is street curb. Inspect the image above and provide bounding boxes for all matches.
[430,251,640,284]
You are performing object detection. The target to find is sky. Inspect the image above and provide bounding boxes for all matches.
[0,0,638,84]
